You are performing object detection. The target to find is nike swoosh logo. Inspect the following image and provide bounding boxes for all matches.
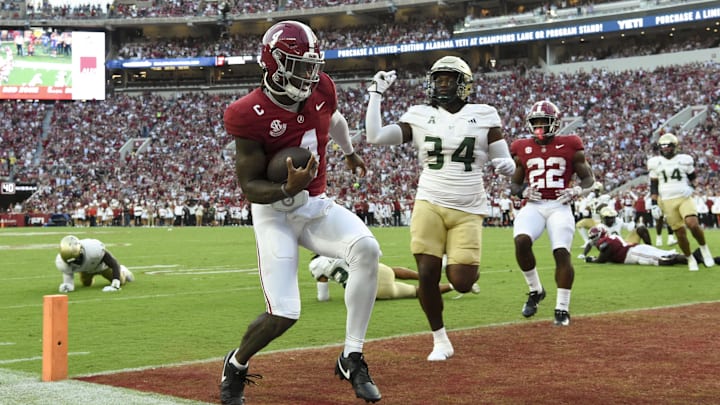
[337,358,351,380]
[315,102,325,111]
[555,144,564,149]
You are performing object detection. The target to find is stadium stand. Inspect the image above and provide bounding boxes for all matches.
[1,0,718,226]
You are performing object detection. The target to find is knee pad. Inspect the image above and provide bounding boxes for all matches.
[346,236,381,272]
[451,249,477,266]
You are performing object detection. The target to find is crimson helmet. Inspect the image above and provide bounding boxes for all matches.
[588,225,608,244]
[259,20,324,102]
[526,100,561,142]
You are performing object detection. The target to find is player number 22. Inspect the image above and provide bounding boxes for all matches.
[526,156,566,188]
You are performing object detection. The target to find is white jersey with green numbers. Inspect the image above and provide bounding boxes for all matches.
[400,103,501,215]
[647,153,695,200]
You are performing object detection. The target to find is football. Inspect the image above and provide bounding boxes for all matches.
[266,147,313,183]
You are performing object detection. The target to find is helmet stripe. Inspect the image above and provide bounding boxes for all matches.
[299,22,318,53]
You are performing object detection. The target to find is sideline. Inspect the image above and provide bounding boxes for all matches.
[0,368,210,405]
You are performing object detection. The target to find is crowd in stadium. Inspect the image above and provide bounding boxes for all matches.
[12,0,623,20]
[3,58,719,227]
[115,17,455,60]
[111,21,717,67]
[1,0,719,229]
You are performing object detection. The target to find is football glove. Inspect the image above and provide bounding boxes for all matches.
[58,283,74,293]
[367,70,397,94]
[556,186,582,204]
[522,185,542,202]
[491,158,515,177]
[650,205,662,220]
[102,279,121,292]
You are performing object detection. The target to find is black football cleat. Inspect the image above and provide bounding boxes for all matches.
[692,248,704,266]
[220,349,261,405]
[522,288,546,318]
[335,352,382,403]
[554,309,571,326]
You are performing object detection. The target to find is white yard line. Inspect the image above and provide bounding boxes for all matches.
[0,368,210,405]
[0,352,89,365]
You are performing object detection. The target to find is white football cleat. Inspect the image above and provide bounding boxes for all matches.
[427,342,454,361]
[688,255,699,271]
[700,245,715,268]
[667,235,678,246]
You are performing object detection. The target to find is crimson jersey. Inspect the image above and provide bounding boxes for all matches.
[510,135,584,200]
[596,233,634,263]
[223,72,338,197]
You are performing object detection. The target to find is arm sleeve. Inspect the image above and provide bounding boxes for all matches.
[488,139,512,160]
[329,110,354,155]
[365,93,403,145]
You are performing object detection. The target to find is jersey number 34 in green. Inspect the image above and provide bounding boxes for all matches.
[426,136,476,171]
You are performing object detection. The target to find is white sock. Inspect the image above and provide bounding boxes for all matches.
[229,350,247,369]
[556,288,571,312]
[317,282,330,301]
[432,327,450,345]
[523,268,542,292]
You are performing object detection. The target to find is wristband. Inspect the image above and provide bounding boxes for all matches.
[281,183,292,198]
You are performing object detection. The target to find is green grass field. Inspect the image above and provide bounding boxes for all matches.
[1,41,72,87]
[1,226,718,378]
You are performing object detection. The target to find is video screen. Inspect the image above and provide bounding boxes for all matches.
[0,29,105,100]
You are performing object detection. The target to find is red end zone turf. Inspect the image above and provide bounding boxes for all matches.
[78,303,720,404]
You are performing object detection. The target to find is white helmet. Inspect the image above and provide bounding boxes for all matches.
[599,207,617,218]
[658,133,679,158]
[426,55,473,103]
[308,255,349,286]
